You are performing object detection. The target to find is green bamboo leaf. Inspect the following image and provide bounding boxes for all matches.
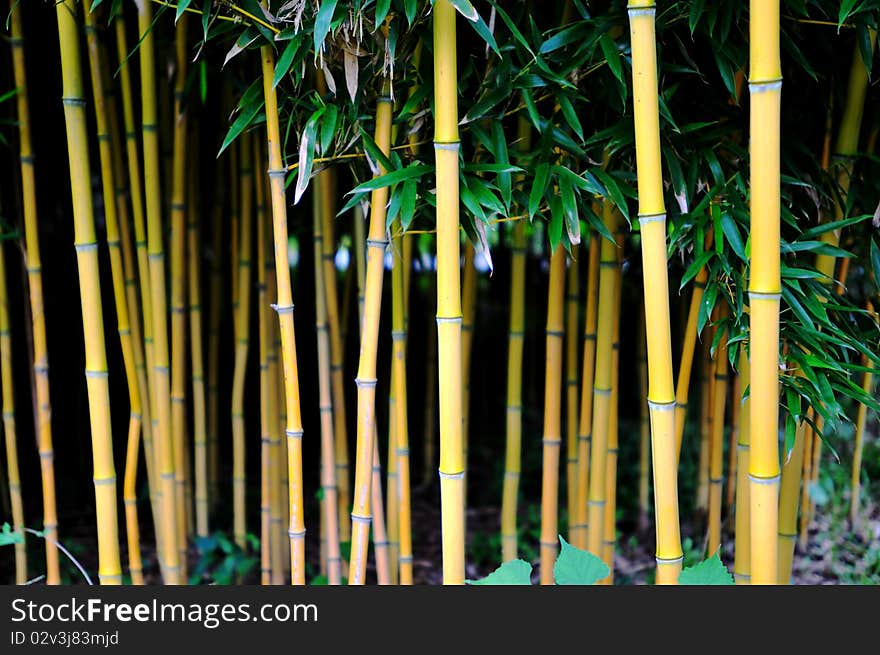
[294,107,326,204]
[487,1,535,56]
[217,81,265,156]
[560,177,580,245]
[319,104,338,155]
[593,169,629,224]
[839,0,860,27]
[348,165,432,194]
[175,0,193,23]
[400,180,418,232]
[404,0,418,24]
[470,12,500,55]
[549,194,564,252]
[375,0,392,26]
[800,215,869,240]
[554,536,610,585]
[467,559,532,585]
[539,23,587,55]
[679,553,734,585]
[720,212,745,260]
[359,126,395,176]
[314,0,339,53]
[600,33,623,86]
[273,35,303,88]
[689,0,706,34]
[680,251,713,290]
[529,163,550,218]
[557,94,584,142]
[448,0,479,22]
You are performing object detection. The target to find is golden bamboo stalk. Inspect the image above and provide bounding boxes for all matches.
[56,0,122,584]
[392,230,414,585]
[138,0,179,583]
[797,411,813,550]
[777,406,807,584]
[708,307,729,556]
[9,0,60,585]
[586,204,620,563]
[232,131,254,550]
[674,234,712,462]
[747,0,782,585]
[502,219,527,561]
[260,40,306,583]
[733,352,751,583]
[565,253,580,533]
[461,242,477,519]
[628,0,682,583]
[348,79,393,584]
[637,305,650,533]
[313,171,343,585]
[726,371,741,512]
[0,237,26,583]
[850,314,875,527]
[316,161,351,550]
[573,232,600,549]
[540,246,566,584]
[83,10,144,585]
[602,251,623,583]
[169,16,191,576]
[433,0,465,583]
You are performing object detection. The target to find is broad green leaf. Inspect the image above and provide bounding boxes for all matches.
[529,164,550,218]
[449,0,480,22]
[319,104,338,155]
[400,180,418,232]
[467,559,533,585]
[175,0,193,23]
[600,34,623,87]
[554,536,610,585]
[679,553,735,585]
[314,0,339,53]
[218,81,265,156]
[294,108,326,204]
[348,165,432,194]
[593,169,629,223]
[360,126,394,176]
[871,237,880,289]
[689,0,706,34]
[273,36,303,88]
[839,0,860,27]
[375,0,392,26]
[560,177,580,245]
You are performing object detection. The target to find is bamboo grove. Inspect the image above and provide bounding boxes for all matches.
[0,0,879,586]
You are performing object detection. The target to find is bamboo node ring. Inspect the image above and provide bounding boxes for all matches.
[647,399,676,412]
[638,212,666,225]
[433,142,460,151]
[271,303,295,314]
[438,470,464,480]
[748,473,781,485]
[92,476,117,486]
[285,429,304,439]
[288,529,307,539]
[354,377,378,388]
[366,238,389,248]
[350,514,372,525]
[748,79,783,93]
[84,369,109,379]
[267,168,287,178]
[74,242,99,252]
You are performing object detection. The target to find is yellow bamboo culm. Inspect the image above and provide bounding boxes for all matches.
[256,138,272,584]
[83,10,144,585]
[232,132,254,551]
[747,0,782,586]
[565,254,580,533]
[461,242,477,519]
[55,0,122,585]
[313,171,343,586]
[189,195,209,541]
[586,203,620,565]
[628,0,683,584]
[540,247,566,584]
[573,231,600,549]
[637,305,650,533]
[850,302,875,527]
[259,41,306,584]
[696,346,712,517]
[114,13,161,539]
[797,412,814,550]
[138,0,180,583]
[9,0,60,585]
[0,239,26,583]
[733,352,751,583]
[602,253,623,582]
[169,15,191,575]
[777,400,807,584]
[815,33,876,281]
[726,371,741,512]
[314,150,350,550]
[674,236,712,462]
[101,37,158,554]
[501,219,527,561]
[501,117,532,560]
[348,78,393,585]
[433,0,465,584]
[708,307,729,556]
[392,228,414,585]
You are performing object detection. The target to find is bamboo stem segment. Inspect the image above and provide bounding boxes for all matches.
[55,0,122,585]
[748,0,782,586]
[10,0,60,585]
[628,1,683,584]
[433,0,465,584]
